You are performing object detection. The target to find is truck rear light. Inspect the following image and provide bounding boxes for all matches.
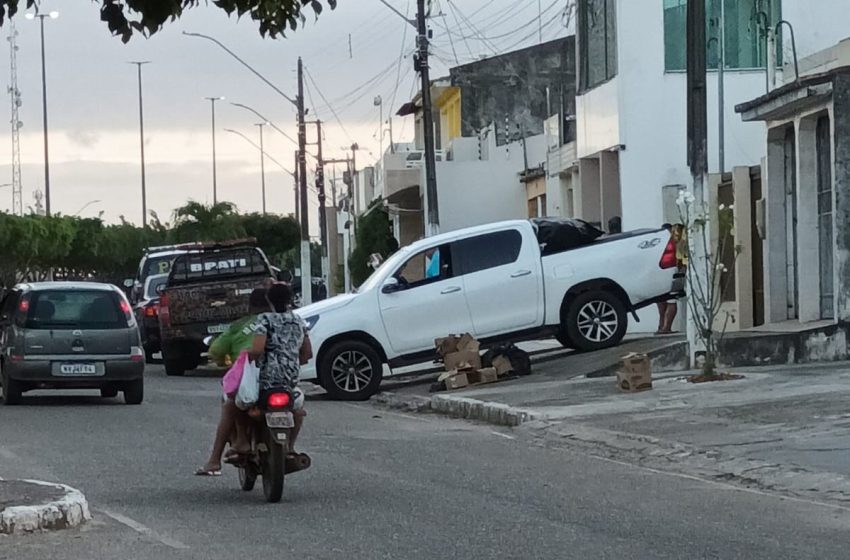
[159,293,170,327]
[659,238,678,269]
[144,304,158,318]
[10,354,23,362]
[17,298,29,313]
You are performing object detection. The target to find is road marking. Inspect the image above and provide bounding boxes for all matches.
[575,449,850,515]
[490,431,516,440]
[99,509,189,550]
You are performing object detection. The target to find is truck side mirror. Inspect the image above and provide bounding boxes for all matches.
[381,277,400,294]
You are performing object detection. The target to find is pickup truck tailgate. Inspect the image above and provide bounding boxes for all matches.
[164,278,263,327]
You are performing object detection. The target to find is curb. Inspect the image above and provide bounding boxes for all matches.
[374,391,540,427]
[0,480,91,535]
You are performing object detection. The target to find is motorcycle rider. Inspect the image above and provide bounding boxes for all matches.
[250,283,312,454]
[195,288,270,477]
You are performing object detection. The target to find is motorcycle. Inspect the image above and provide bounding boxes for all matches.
[234,387,311,503]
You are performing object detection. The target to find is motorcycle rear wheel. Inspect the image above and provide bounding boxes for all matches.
[261,432,286,503]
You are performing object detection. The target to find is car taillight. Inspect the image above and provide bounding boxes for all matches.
[130,346,144,362]
[144,304,158,318]
[267,392,291,409]
[18,298,29,313]
[659,238,678,269]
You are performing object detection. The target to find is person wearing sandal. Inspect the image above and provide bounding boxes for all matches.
[195,288,270,477]
[250,283,313,457]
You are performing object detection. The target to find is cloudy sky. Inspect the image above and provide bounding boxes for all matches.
[0,0,571,232]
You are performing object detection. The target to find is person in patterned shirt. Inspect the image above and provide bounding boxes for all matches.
[250,283,312,453]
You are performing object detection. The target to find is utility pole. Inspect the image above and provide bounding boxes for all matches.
[130,61,150,227]
[7,20,23,216]
[315,120,328,291]
[686,0,708,364]
[205,96,224,204]
[718,0,726,174]
[297,58,312,306]
[256,122,267,214]
[415,0,440,235]
[294,151,300,223]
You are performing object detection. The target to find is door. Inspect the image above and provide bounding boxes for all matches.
[454,228,543,338]
[784,127,799,320]
[816,116,835,320]
[378,243,473,356]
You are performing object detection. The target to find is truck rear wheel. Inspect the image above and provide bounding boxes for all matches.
[164,359,186,377]
[564,290,627,352]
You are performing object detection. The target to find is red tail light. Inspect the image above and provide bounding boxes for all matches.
[18,298,29,313]
[659,238,677,269]
[144,304,158,318]
[267,392,291,409]
[159,293,170,326]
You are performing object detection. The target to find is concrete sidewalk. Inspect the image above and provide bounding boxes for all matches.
[377,359,850,505]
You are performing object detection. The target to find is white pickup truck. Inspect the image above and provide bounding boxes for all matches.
[296,219,681,400]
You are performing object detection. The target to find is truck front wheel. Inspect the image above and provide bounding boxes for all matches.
[319,340,383,401]
[564,290,628,352]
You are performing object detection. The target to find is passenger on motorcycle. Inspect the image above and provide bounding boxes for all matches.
[249,283,312,454]
[195,288,269,477]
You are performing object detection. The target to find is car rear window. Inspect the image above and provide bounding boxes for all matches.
[169,249,270,284]
[24,290,126,330]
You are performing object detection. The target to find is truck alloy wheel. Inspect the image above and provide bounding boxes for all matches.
[564,290,627,352]
[319,341,383,401]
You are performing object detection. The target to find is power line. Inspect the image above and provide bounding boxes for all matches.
[446,0,500,54]
[304,67,356,145]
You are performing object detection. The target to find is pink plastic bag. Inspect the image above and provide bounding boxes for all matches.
[222,352,248,396]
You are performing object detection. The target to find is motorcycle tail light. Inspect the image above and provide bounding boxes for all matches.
[268,392,291,409]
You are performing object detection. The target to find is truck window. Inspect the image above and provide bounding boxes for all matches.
[169,248,270,284]
[453,230,523,275]
[395,244,452,288]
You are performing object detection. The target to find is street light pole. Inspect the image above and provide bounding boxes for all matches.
[26,10,58,217]
[130,61,150,227]
[256,122,267,215]
[205,96,225,204]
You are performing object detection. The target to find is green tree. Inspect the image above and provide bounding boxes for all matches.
[240,212,300,266]
[349,200,398,286]
[0,0,336,42]
[170,201,247,243]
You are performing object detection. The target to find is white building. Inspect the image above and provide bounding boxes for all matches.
[572,0,850,331]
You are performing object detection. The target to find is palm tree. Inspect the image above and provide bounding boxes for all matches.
[171,201,246,242]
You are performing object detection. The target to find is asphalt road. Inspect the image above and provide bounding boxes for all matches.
[2,365,850,559]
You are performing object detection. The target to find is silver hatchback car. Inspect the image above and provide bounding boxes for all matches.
[0,282,145,405]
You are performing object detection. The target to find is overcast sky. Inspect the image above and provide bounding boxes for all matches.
[0,0,571,233]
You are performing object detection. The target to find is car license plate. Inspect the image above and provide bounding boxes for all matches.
[58,363,97,376]
[265,412,294,429]
[207,324,229,334]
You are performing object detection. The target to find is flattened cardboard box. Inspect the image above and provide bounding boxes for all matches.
[444,350,482,372]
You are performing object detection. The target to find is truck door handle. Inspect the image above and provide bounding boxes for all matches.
[511,270,532,278]
[441,286,462,295]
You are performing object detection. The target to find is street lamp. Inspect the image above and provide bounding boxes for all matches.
[73,199,100,217]
[374,95,383,159]
[130,61,150,227]
[25,9,58,217]
[204,96,225,204]
[256,122,267,215]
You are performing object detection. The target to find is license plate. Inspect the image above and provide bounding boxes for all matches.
[265,412,294,429]
[58,363,97,376]
[207,324,229,334]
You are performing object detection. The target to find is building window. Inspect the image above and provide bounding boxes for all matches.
[663,0,781,72]
[579,0,617,91]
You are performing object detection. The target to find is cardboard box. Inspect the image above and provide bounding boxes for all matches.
[445,372,469,391]
[444,350,482,372]
[476,367,499,384]
[617,353,652,392]
[434,336,460,357]
[491,355,513,376]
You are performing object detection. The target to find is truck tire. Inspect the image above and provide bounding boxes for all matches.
[2,370,22,405]
[564,290,627,352]
[319,340,383,401]
[164,359,186,377]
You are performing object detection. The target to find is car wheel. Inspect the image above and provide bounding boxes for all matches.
[2,369,22,406]
[100,387,119,398]
[319,340,383,401]
[164,359,186,377]
[564,290,628,352]
[123,379,144,405]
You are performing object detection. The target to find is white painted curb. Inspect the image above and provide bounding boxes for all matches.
[0,479,91,534]
[375,392,540,427]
